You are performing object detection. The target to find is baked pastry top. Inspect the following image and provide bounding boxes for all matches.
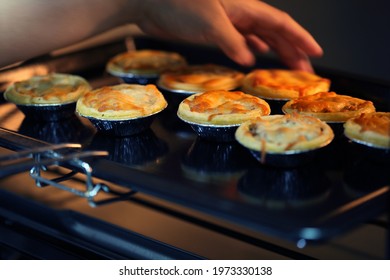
[177,90,270,125]
[344,112,390,148]
[235,114,334,153]
[106,49,187,76]
[158,64,244,92]
[282,91,376,122]
[4,73,91,105]
[241,69,331,100]
[76,84,167,120]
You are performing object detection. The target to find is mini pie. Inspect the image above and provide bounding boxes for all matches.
[282,91,376,122]
[241,69,331,100]
[158,64,244,93]
[106,49,187,76]
[235,114,334,153]
[76,84,167,120]
[4,73,91,105]
[177,90,271,125]
[344,112,390,148]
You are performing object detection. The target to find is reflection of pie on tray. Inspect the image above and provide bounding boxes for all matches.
[241,69,331,100]
[4,73,91,105]
[235,114,334,153]
[344,112,390,148]
[237,167,331,209]
[177,89,271,125]
[76,84,167,120]
[158,64,244,92]
[106,49,187,76]
[282,91,376,122]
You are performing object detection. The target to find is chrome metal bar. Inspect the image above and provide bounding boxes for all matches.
[0,143,82,162]
[0,138,110,203]
[29,150,109,201]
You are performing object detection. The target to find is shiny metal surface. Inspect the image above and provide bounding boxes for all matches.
[0,38,389,259]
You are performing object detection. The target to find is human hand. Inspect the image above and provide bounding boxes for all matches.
[138,0,322,72]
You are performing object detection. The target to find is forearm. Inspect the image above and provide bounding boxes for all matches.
[0,0,142,67]
[0,0,323,71]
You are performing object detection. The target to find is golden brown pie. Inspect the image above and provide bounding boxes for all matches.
[158,64,244,93]
[282,91,376,122]
[241,69,331,100]
[344,112,390,148]
[235,114,334,153]
[4,73,91,105]
[106,49,187,76]
[76,84,167,120]
[177,89,271,125]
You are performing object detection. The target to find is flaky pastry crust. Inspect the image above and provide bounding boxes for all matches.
[158,64,244,92]
[177,90,270,125]
[282,91,376,122]
[235,114,334,153]
[106,49,187,76]
[4,73,91,105]
[344,112,390,148]
[241,69,330,100]
[76,84,167,120]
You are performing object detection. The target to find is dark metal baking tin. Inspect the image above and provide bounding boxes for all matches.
[88,128,169,166]
[156,81,199,95]
[345,137,390,163]
[80,109,165,137]
[107,69,159,85]
[120,75,158,85]
[17,102,76,122]
[156,81,196,112]
[261,97,288,115]
[177,116,239,142]
[248,146,330,168]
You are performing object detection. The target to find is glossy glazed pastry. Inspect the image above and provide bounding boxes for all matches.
[235,114,334,153]
[76,84,167,120]
[106,49,187,76]
[241,69,330,100]
[177,89,270,125]
[4,73,91,105]
[158,64,244,93]
[282,91,376,122]
[344,112,390,148]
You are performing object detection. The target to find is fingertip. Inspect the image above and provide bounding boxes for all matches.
[311,43,324,57]
[295,59,314,73]
[246,35,271,55]
[237,49,256,66]
[211,23,256,66]
[219,44,255,67]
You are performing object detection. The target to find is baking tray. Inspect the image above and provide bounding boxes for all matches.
[0,38,389,245]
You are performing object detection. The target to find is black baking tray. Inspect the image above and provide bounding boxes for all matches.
[1,37,389,245]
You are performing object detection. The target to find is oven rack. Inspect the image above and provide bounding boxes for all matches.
[0,141,134,205]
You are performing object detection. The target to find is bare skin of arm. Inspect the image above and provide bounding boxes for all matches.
[0,0,322,71]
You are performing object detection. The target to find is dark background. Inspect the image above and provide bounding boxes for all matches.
[266,0,390,83]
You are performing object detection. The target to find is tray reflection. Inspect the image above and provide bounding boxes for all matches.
[88,129,169,166]
[237,165,331,210]
[343,158,390,198]
[181,137,257,184]
[18,115,95,146]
